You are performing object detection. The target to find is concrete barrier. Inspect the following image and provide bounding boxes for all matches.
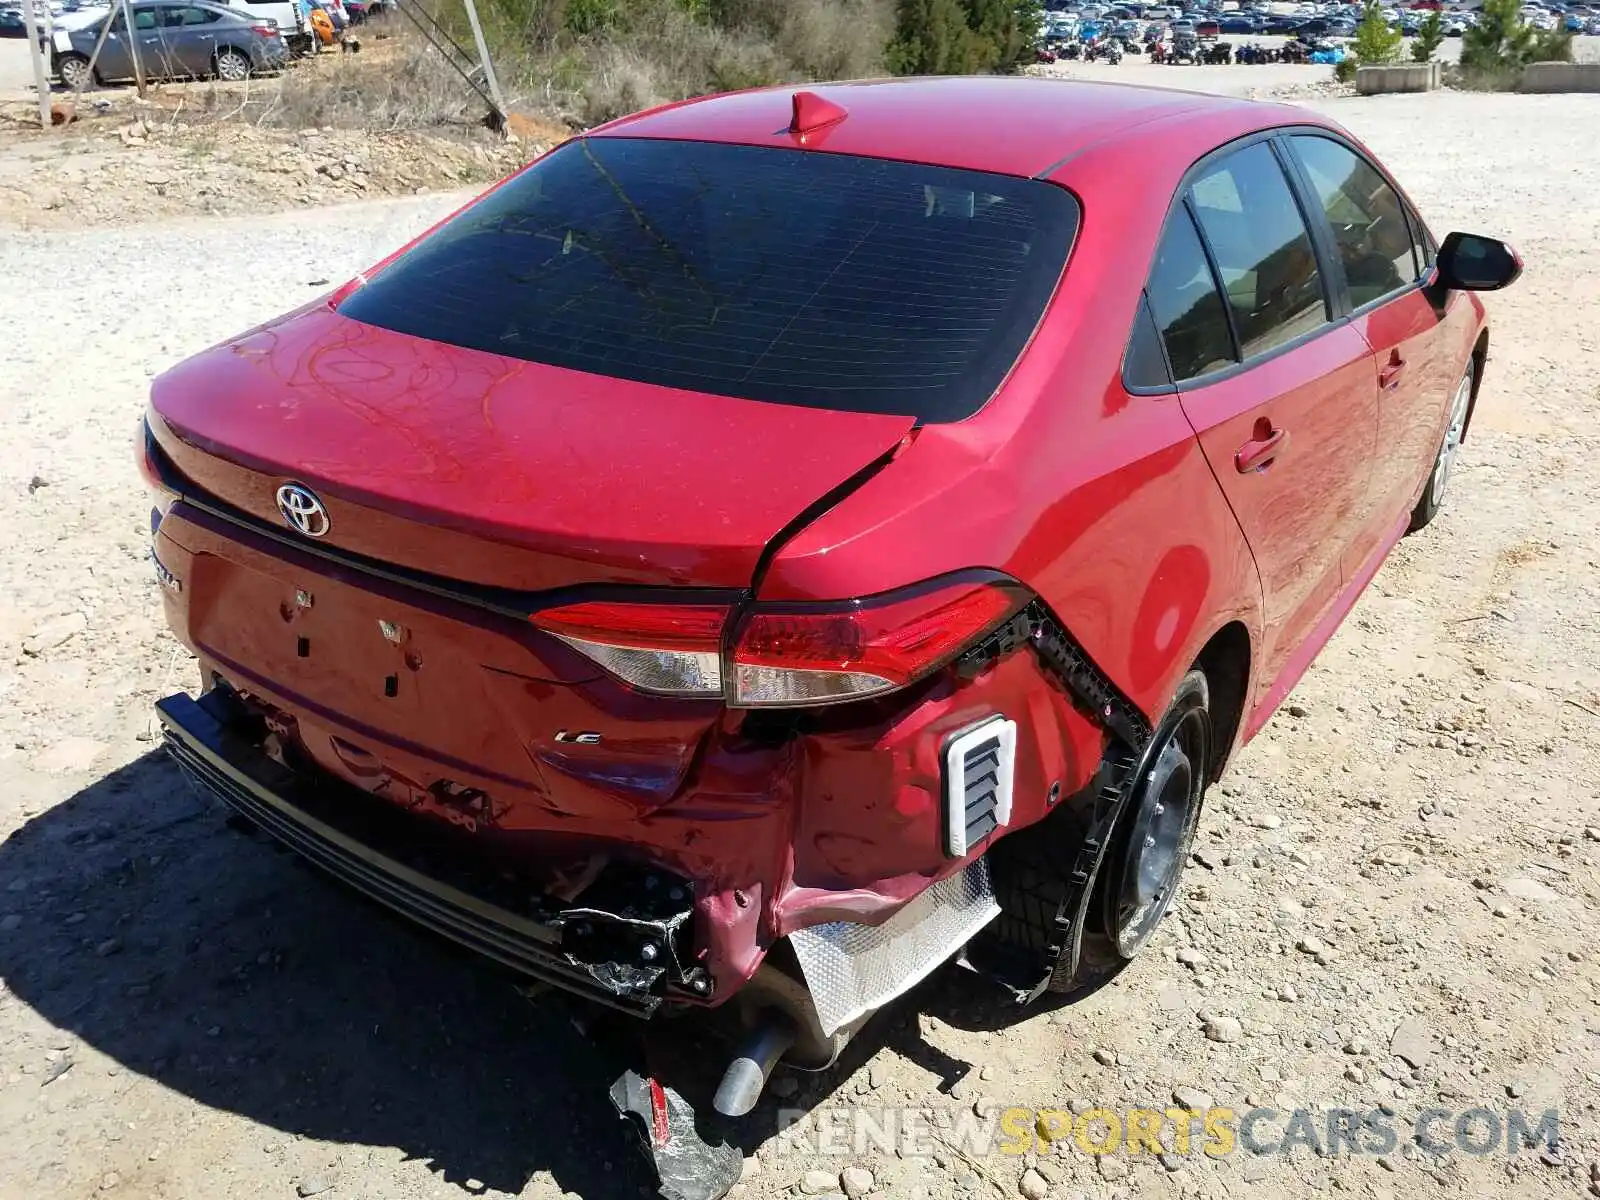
[1354,62,1442,94]
[1519,62,1600,92]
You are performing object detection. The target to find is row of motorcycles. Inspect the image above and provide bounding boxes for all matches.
[1050,34,1128,62]
[1150,36,1321,62]
[1039,28,1333,66]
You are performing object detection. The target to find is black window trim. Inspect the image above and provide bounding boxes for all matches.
[1123,123,1440,397]
[1184,192,1244,364]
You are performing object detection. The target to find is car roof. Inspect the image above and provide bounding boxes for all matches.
[589,76,1297,180]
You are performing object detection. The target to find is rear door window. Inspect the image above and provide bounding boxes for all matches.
[1144,205,1235,382]
[337,137,1082,422]
[1188,141,1329,361]
[164,5,222,22]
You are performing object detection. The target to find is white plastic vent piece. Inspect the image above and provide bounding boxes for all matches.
[943,716,1017,858]
[788,859,1001,1037]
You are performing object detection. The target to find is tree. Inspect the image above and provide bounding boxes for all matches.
[1350,0,1403,65]
[964,0,1044,71]
[1410,9,1443,61]
[888,0,1042,74]
[1461,0,1532,69]
[1461,0,1572,71]
[887,0,984,73]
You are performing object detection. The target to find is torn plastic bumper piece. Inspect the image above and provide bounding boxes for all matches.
[155,687,712,1015]
[788,858,1000,1036]
[956,600,1152,755]
[610,1069,744,1200]
[955,602,1155,1000]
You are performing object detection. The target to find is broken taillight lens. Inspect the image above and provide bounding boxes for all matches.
[138,417,179,535]
[530,575,1029,708]
[728,576,1029,707]
[531,601,729,697]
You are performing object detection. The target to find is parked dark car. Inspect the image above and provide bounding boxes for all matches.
[142,77,1519,1197]
[1219,14,1259,31]
[56,0,286,87]
[0,9,29,37]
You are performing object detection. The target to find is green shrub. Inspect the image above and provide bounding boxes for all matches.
[1527,25,1575,61]
[1457,0,1572,86]
[563,0,619,35]
[1350,0,1403,65]
[1410,10,1443,61]
[886,0,1042,74]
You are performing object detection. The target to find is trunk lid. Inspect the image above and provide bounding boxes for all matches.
[149,303,915,594]
[146,302,908,870]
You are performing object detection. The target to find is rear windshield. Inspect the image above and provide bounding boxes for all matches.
[337,137,1080,422]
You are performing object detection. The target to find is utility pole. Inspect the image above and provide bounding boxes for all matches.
[84,8,118,87]
[18,0,52,128]
[458,0,505,125]
[120,0,147,97]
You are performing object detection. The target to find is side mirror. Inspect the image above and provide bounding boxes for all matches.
[1435,231,1522,292]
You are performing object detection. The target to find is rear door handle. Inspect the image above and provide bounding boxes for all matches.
[1379,351,1405,391]
[1235,424,1288,474]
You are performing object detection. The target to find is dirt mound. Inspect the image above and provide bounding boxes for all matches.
[0,101,552,230]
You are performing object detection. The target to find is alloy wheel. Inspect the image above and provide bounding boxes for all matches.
[216,50,250,81]
[60,57,91,90]
[1430,373,1473,509]
[1105,702,1209,958]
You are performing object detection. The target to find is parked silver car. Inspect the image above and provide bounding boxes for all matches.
[56,0,287,88]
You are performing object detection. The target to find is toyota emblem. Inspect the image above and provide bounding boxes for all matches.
[275,483,330,538]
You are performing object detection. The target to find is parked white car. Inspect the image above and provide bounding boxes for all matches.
[48,5,109,59]
[210,0,307,45]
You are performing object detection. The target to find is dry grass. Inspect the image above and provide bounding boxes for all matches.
[511,0,893,127]
[17,0,895,141]
[254,34,488,131]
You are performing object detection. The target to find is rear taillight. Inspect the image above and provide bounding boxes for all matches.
[729,577,1027,707]
[531,601,728,698]
[529,575,1029,708]
[137,418,178,534]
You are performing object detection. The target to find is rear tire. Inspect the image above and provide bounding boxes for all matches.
[1048,669,1212,997]
[214,46,251,81]
[1408,362,1474,532]
[58,52,93,90]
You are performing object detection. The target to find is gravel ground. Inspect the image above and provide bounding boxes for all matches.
[2,89,1599,1200]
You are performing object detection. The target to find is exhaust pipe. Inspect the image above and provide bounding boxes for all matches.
[712,1015,797,1117]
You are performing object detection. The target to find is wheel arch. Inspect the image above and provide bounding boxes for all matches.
[214,43,253,67]
[1462,326,1489,443]
[56,49,89,78]
[1190,619,1252,781]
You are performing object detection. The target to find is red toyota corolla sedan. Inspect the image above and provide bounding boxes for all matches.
[140,77,1518,1136]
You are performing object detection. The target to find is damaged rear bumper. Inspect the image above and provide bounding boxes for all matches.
[156,688,712,1016]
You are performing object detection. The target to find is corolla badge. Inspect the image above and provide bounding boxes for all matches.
[275,483,330,538]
